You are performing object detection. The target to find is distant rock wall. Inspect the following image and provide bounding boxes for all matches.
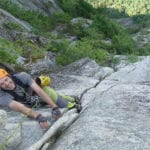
[10,0,63,16]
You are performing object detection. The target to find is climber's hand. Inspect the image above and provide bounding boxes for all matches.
[35,114,49,128]
[52,107,62,120]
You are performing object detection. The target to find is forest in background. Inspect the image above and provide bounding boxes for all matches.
[86,0,149,16]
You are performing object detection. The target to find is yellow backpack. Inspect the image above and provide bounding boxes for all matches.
[38,75,51,87]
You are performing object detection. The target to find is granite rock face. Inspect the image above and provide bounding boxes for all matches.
[1,57,150,150]
[0,58,113,150]
[48,56,150,150]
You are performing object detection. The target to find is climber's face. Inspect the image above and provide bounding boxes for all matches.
[0,76,15,90]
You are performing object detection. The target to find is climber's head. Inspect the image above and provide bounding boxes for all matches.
[0,68,15,90]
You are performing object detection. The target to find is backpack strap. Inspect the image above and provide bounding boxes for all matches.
[11,75,29,89]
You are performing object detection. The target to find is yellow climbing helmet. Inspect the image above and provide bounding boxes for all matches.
[0,68,8,79]
[38,75,51,87]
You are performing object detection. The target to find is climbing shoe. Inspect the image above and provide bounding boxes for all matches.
[73,96,81,105]
[73,96,82,113]
[68,102,82,113]
[75,104,82,113]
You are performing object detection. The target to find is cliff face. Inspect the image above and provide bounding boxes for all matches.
[1,56,150,150]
